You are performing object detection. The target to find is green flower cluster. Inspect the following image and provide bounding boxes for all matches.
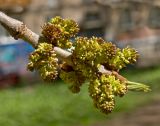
[27,43,58,82]
[72,36,138,77]
[89,74,127,114]
[72,37,116,78]
[59,62,85,93]
[73,37,116,65]
[107,47,139,70]
[28,16,79,81]
[70,34,142,114]
[42,16,79,48]
[27,16,150,115]
[60,70,85,93]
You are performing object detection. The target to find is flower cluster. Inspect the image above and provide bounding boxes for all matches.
[59,62,85,93]
[73,37,116,65]
[107,47,139,71]
[72,36,138,78]
[27,16,150,115]
[70,33,144,114]
[42,16,79,48]
[72,37,117,78]
[27,43,58,82]
[60,70,85,93]
[89,74,127,114]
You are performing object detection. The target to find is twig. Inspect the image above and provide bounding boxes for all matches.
[0,11,73,64]
[0,11,114,76]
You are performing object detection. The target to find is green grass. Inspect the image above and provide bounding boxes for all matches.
[0,66,160,126]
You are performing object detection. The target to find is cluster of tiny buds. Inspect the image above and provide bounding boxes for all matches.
[88,74,127,114]
[27,43,58,82]
[59,62,85,93]
[42,16,79,49]
[27,16,150,115]
[107,47,139,70]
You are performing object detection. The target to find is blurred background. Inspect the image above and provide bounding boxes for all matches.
[0,0,160,126]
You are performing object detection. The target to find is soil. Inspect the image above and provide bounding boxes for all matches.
[92,96,160,126]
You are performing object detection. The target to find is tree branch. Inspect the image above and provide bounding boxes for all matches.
[0,11,73,64]
[0,11,39,47]
[0,11,122,78]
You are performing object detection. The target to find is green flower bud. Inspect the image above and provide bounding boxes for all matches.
[88,74,128,114]
[42,23,62,45]
[103,75,127,97]
[27,43,58,82]
[101,42,117,61]
[89,76,115,114]
[73,37,103,65]
[60,70,85,93]
[96,98,115,114]
[108,47,138,71]
[50,16,79,38]
[122,47,139,64]
[42,16,79,49]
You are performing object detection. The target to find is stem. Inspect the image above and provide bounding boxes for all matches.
[127,81,151,92]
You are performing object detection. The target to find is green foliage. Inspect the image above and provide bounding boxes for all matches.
[27,16,150,115]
